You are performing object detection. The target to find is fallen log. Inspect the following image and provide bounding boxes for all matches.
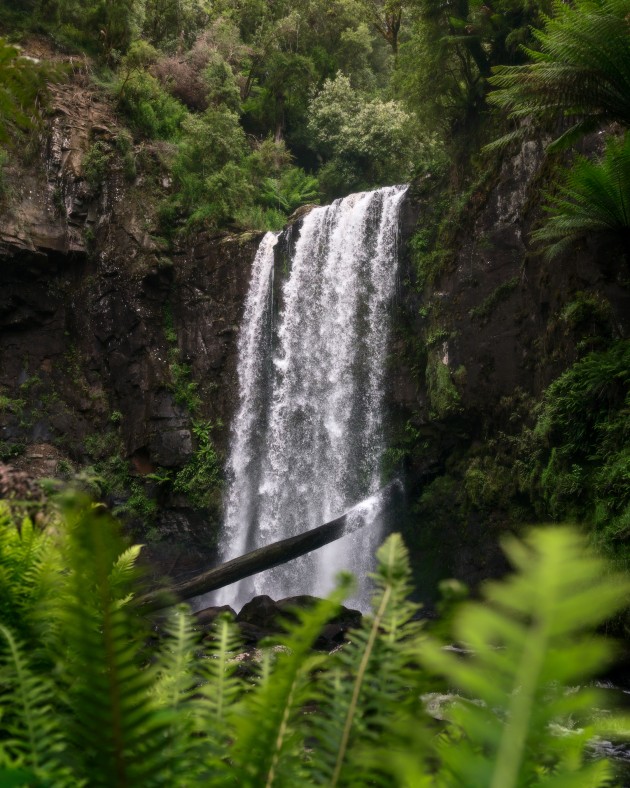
[137,479,403,612]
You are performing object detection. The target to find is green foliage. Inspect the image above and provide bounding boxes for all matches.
[532,133,630,259]
[55,495,172,785]
[173,421,222,510]
[305,536,423,787]
[488,0,630,150]
[0,39,54,143]
[162,304,203,413]
[395,0,549,155]
[464,455,513,510]
[469,276,520,322]
[169,360,202,413]
[120,480,159,521]
[47,0,145,56]
[0,504,57,647]
[165,107,251,226]
[0,625,74,786]
[417,526,630,787]
[117,71,188,139]
[144,0,209,51]
[534,341,630,553]
[308,72,415,196]
[560,291,615,350]
[0,497,628,786]
[260,167,320,214]
[234,204,287,231]
[82,140,112,189]
[426,350,462,420]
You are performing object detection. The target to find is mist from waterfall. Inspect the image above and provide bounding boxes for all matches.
[216,185,407,609]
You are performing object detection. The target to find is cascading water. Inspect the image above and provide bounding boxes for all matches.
[216,184,407,609]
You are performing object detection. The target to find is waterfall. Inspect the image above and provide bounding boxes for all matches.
[216,185,407,609]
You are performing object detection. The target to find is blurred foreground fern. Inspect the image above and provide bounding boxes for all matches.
[0,492,629,786]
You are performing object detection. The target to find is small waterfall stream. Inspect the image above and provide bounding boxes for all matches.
[216,185,407,609]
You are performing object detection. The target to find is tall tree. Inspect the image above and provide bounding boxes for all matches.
[359,0,403,56]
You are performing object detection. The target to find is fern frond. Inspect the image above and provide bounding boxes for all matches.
[0,625,75,786]
[0,503,66,658]
[419,526,630,788]
[153,604,199,711]
[306,534,427,787]
[195,612,243,736]
[532,132,630,258]
[55,494,173,787]
[487,0,630,148]
[230,577,352,788]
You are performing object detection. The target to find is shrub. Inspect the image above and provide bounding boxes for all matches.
[82,141,112,189]
[117,71,188,139]
[534,340,630,553]
[173,420,221,510]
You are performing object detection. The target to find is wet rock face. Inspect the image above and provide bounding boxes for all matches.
[0,65,261,575]
[389,136,630,603]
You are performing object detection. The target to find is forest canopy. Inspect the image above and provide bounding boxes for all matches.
[0,0,567,231]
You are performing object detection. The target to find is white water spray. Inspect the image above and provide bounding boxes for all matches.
[217,185,407,608]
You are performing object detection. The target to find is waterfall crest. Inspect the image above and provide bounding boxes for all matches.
[217,185,407,608]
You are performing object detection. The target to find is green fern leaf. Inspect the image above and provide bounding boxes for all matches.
[532,131,630,258]
[306,534,426,787]
[419,526,630,788]
[0,625,75,786]
[54,494,173,787]
[487,0,630,149]
[230,577,352,787]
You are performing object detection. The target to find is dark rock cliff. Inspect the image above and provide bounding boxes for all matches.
[0,69,260,578]
[389,137,629,603]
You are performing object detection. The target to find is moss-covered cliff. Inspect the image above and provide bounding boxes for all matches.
[390,138,629,603]
[0,60,261,578]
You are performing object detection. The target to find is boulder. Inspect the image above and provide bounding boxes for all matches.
[194,605,236,629]
[236,595,280,630]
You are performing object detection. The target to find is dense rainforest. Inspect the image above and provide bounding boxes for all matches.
[0,0,630,784]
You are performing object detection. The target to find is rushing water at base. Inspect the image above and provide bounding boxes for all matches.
[215,185,408,609]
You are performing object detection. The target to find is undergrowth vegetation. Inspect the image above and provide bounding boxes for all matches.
[0,493,629,786]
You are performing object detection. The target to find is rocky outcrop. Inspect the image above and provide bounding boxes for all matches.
[0,63,260,576]
[193,594,362,651]
[388,137,629,603]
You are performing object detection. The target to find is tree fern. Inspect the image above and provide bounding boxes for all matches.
[487,0,630,150]
[531,132,630,258]
[415,527,630,787]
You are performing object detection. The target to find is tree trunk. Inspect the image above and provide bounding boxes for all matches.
[137,480,403,612]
